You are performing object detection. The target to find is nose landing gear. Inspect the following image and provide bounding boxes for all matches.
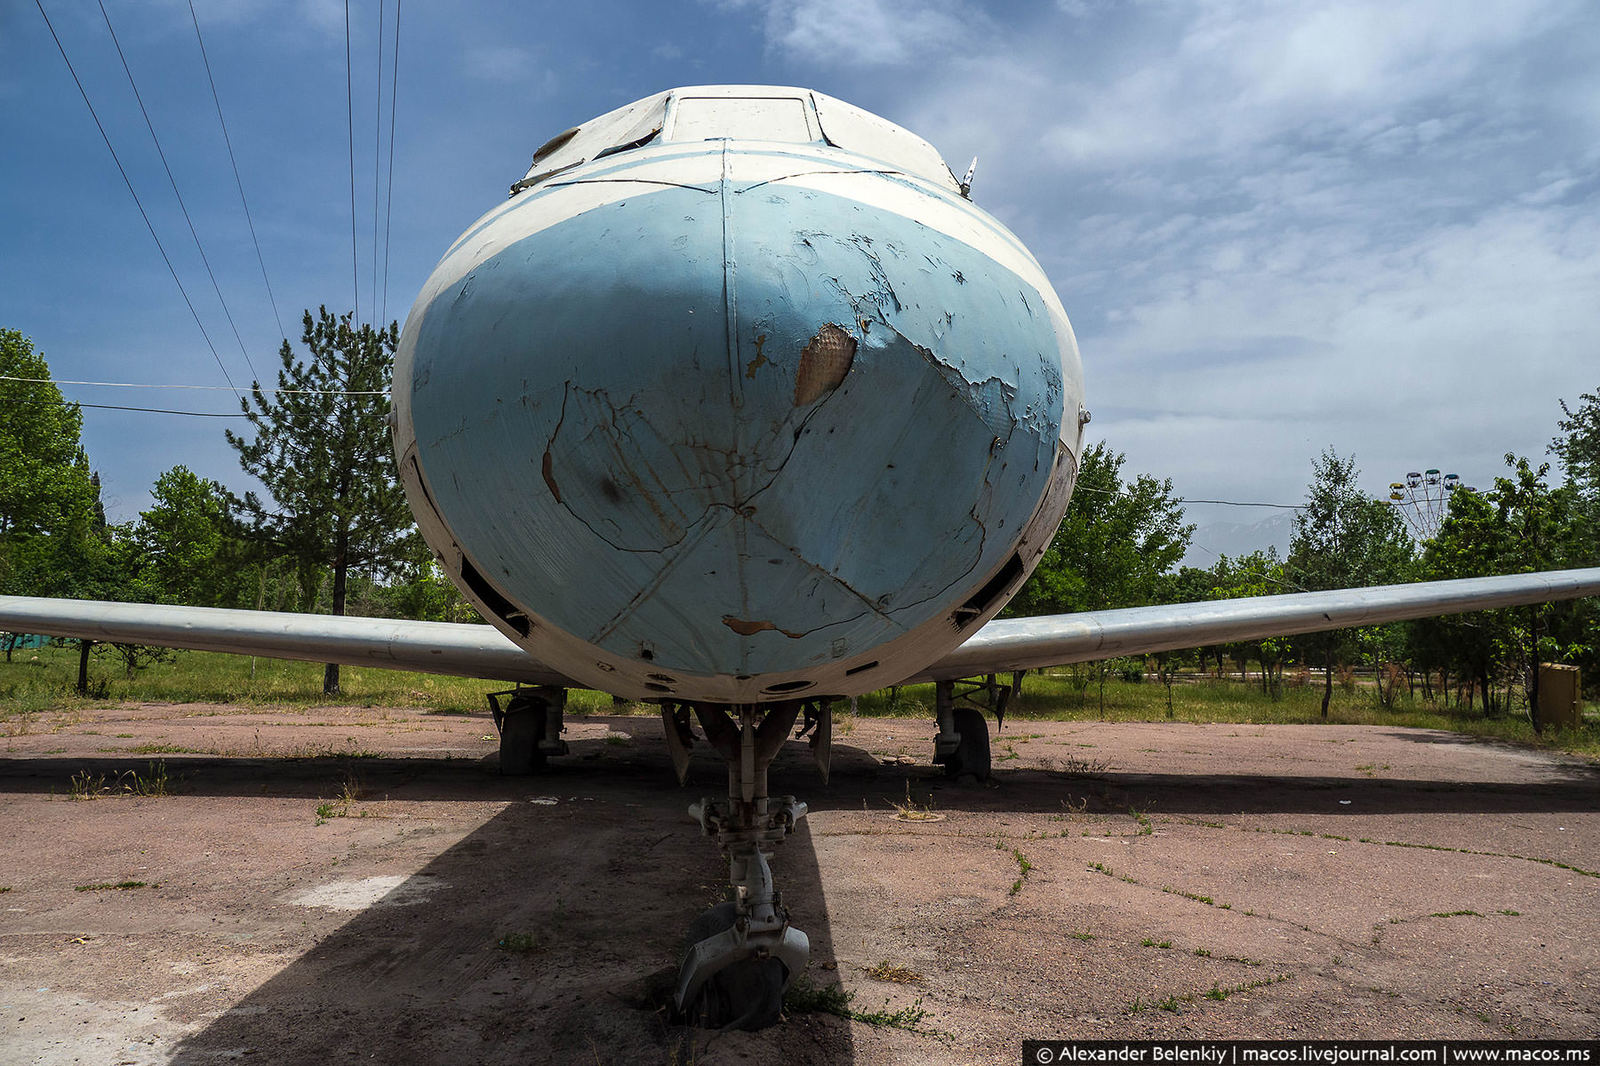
[665,700,829,1029]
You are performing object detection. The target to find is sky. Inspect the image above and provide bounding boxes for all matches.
[2,0,1597,569]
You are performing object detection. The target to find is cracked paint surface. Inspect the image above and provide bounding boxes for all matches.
[405,164,1071,680]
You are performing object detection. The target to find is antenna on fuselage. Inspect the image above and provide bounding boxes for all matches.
[959,156,978,199]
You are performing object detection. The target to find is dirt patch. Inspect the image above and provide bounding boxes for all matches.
[1,705,1596,1063]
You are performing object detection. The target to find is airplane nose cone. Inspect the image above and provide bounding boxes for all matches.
[400,180,1066,683]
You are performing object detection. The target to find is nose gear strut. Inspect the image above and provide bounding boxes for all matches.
[667,700,828,1029]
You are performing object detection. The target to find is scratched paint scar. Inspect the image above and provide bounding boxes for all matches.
[722,616,805,638]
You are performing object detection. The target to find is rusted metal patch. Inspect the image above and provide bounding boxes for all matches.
[792,324,856,406]
[744,332,769,379]
[541,450,561,503]
[722,616,804,639]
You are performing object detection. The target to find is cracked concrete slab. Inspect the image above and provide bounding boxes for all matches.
[1,703,1594,1063]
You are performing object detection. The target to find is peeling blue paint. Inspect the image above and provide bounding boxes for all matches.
[408,174,1068,678]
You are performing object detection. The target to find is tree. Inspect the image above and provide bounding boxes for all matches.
[1208,548,1292,696]
[226,309,414,694]
[1286,449,1413,717]
[0,330,112,603]
[124,466,233,606]
[1549,391,1600,687]
[1006,442,1193,617]
[1417,455,1581,723]
[1550,388,1600,538]
[0,330,121,681]
[1005,442,1192,708]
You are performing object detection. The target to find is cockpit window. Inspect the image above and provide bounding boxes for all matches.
[667,97,817,143]
[812,95,959,191]
[513,87,962,197]
[513,91,669,194]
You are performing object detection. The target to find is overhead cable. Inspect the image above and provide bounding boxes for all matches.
[0,375,386,396]
[6,395,248,418]
[34,0,239,395]
[96,0,259,383]
[188,0,285,342]
[372,0,383,322]
[380,0,401,326]
[1072,483,1304,511]
[345,0,360,324]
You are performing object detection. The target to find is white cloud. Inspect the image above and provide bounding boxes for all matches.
[730,0,991,67]
[463,45,540,84]
[297,0,345,39]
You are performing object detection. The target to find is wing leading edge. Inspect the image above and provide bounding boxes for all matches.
[2,566,1597,690]
[0,596,574,688]
[909,566,1600,683]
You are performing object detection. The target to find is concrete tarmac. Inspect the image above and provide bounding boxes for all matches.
[0,703,1595,1064]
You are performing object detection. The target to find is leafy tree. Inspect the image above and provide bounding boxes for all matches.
[0,330,111,606]
[123,466,234,606]
[0,330,123,681]
[1415,484,1514,712]
[226,309,414,694]
[1208,548,1292,696]
[1549,390,1600,687]
[1286,449,1413,716]
[1417,455,1585,722]
[1005,442,1192,709]
[1006,442,1193,617]
[1550,388,1600,545]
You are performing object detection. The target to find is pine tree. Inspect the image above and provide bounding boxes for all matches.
[226,308,414,694]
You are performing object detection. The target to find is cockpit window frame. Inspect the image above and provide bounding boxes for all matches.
[662,92,822,144]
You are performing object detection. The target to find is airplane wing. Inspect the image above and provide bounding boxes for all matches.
[0,596,576,688]
[907,566,1600,682]
[2,566,1597,689]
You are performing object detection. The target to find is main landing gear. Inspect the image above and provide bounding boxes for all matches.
[931,673,1022,781]
[487,686,569,774]
[661,698,831,1029]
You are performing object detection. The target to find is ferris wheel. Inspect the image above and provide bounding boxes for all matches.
[1386,468,1477,541]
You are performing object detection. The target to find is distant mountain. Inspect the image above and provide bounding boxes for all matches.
[1182,509,1295,568]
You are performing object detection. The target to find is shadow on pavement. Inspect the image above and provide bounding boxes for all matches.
[157,739,852,1064]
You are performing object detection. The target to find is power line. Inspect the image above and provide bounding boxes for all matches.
[1179,497,1303,510]
[1073,484,1304,510]
[7,395,248,418]
[0,375,385,396]
[188,0,285,342]
[95,0,259,383]
[34,0,239,395]
[380,0,401,327]
[372,0,383,323]
[345,0,360,324]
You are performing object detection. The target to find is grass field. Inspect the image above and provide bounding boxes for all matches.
[2,642,1595,759]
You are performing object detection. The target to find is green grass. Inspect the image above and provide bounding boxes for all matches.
[852,670,1600,759]
[0,644,630,718]
[5,644,1595,759]
[783,978,932,1031]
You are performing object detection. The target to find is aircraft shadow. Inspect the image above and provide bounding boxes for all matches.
[1,719,1595,817]
[159,736,854,1064]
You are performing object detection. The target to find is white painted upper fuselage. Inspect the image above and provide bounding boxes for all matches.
[392,86,1085,703]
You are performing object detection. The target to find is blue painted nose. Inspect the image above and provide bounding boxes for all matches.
[405,178,1064,680]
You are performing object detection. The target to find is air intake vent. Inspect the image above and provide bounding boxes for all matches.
[950,553,1024,631]
[460,555,531,638]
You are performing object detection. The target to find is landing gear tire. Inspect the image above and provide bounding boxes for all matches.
[942,706,991,781]
[678,903,788,1030]
[498,707,546,775]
